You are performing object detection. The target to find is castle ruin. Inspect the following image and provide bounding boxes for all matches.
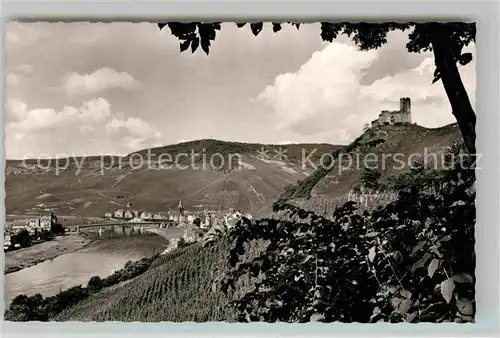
[370,97,411,128]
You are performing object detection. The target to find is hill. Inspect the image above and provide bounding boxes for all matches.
[54,239,241,321]
[5,125,461,220]
[5,140,341,219]
[276,123,462,213]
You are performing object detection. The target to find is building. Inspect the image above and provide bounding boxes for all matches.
[201,210,213,229]
[371,97,411,128]
[153,212,168,220]
[27,218,40,228]
[4,234,12,249]
[114,209,125,219]
[178,199,184,223]
[141,211,153,220]
[104,212,113,219]
[40,211,57,231]
[124,210,134,219]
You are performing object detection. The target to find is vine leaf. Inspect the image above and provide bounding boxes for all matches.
[272,23,282,33]
[201,39,210,55]
[411,252,432,275]
[459,53,473,66]
[310,312,325,322]
[180,40,190,53]
[456,298,474,316]
[250,23,263,36]
[399,299,412,315]
[400,289,412,299]
[452,273,473,284]
[432,67,441,84]
[191,38,200,53]
[368,246,376,262]
[440,278,455,304]
[427,258,440,278]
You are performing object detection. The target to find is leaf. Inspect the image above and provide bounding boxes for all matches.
[432,75,441,84]
[201,39,210,55]
[459,52,473,66]
[429,245,443,258]
[250,23,263,36]
[236,23,246,28]
[310,312,325,322]
[272,23,282,33]
[368,246,376,262]
[391,297,403,309]
[427,258,440,278]
[452,272,474,284]
[406,311,418,323]
[399,299,412,315]
[456,298,474,316]
[191,38,200,53]
[392,251,403,265]
[439,234,452,242]
[440,278,455,304]
[158,23,168,30]
[180,40,190,52]
[411,252,432,274]
[400,289,412,299]
[411,240,426,257]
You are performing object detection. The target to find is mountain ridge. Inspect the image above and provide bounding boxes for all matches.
[5,124,460,219]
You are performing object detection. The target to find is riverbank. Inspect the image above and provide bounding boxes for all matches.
[4,233,92,274]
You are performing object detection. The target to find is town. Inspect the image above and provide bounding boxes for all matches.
[4,210,60,251]
[103,200,250,229]
[4,199,251,251]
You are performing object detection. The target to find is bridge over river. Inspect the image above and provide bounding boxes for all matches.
[67,221,168,238]
[65,221,187,240]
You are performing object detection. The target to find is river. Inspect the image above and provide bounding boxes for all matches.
[4,233,168,307]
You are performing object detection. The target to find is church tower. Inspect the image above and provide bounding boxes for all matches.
[177,199,184,223]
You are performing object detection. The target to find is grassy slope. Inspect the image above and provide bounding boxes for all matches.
[55,238,265,322]
[277,123,462,212]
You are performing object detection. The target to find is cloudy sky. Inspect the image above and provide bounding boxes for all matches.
[5,22,476,159]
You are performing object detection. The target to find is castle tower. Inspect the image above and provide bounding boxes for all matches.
[177,199,184,223]
[399,97,412,123]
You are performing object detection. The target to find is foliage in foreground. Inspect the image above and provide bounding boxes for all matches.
[218,159,475,323]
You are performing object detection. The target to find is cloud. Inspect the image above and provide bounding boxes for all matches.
[255,41,476,144]
[80,124,95,133]
[62,67,141,96]
[6,97,112,137]
[105,116,163,150]
[106,116,161,138]
[6,23,45,47]
[15,64,34,75]
[360,49,476,127]
[6,65,35,87]
[7,73,21,86]
[5,98,29,122]
[255,42,378,138]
